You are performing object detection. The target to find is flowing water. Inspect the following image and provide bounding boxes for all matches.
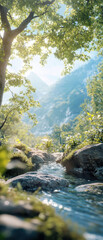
[37,162,103,240]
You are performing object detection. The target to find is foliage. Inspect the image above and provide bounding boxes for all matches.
[0,105,37,147]
[62,148,76,164]
[35,137,54,153]
[0,0,102,91]
[65,134,82,152]
[52,125,61,143]
[44,139,54,152]
[0,0,102,137]
[51,120,76,152]
[0,1,102,64]
[13,143,30,155]
[48,0,103,72]
[51,61,103,153]
[87,62,103,114]
[74,61,103,145]
[4,74,39,124]
[0,145,10,174]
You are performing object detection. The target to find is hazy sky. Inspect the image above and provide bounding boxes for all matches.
[28,55,89,85]
[9,51,96,86]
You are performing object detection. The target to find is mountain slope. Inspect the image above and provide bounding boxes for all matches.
[30,57,102,135]
[27,72,49,99]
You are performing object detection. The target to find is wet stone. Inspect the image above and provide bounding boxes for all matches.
[6,172,69,192]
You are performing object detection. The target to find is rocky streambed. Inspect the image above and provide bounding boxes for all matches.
[0,144,103,240]
[36,162,103,240]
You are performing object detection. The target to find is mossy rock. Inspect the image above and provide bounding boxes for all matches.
[4,151,33,178]
[13,143,30,155]
[0,183,85,240]
[62,143,103,180]
[75,183,103,194]
[11,151,32,166]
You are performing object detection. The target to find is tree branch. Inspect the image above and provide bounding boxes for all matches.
[11,11,34,38]
[33,10,49,19]
[39,0,55,6]
[11,10,48,38]
[0,5,11,31]
[11,0,55,38]
[0,109,13,130]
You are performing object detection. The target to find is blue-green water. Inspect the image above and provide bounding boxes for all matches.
[37,162,103,240]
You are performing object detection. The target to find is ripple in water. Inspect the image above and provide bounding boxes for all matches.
[37,162,103,240]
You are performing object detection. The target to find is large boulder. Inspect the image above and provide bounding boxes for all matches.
[0,214,41,240]
[52,152,64,163]
[27,149,56,165]
[6,172,68,192]
[62,143,103,180]
[5,160,28,178]
[0,196,84,240]
[5,148,56,178]
[75,183,103,194]
[0,198,39,217]
[5,148,33,178]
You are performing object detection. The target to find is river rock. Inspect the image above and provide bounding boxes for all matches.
[6,172,68,192]
[0,197,85,240]
[52,152,64,163]
[27,149,56,165]
[0,198,39,217]
[5,160,27,178]
[0,214,41,240]
[5,148,57,178]
[63,143,103,180]
[75,183,103,194]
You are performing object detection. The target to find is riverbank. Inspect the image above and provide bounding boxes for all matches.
[0,144,103,240]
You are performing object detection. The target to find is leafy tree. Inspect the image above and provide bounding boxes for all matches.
[0,0,103,106]
[52,125,61,142]
[0,100,35,147]
[0,0,56,106]
[87,61,103,114]
[0,74,39,137]
[74,61,103,144]
[54,60,103,153]
[48,0,103,72]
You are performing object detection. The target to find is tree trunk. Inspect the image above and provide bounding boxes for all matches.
[0,68,6,106]
[0,32,13,106]
[0,1,55,106]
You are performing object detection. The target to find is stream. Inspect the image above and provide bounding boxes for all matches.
[36,162,103,240]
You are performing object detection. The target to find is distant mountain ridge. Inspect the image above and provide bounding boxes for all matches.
[27,57,102,135]
[27,72,49,100]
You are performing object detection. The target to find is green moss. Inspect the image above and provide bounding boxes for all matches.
[62,141,95,164]
[0,183,85,240]
[38,215,84,240]
[62,149,76,166]
[0,146,10,175]
[11,151,32,168]
[13,143,30,155]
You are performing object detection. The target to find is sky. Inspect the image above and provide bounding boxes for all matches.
[9,55,64,85]
[9,51,96,86]
[27,55,88,85]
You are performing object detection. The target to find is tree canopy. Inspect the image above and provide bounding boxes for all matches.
[0,0,102,67]
[0,0,103,119]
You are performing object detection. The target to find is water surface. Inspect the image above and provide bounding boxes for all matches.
[37,162,103,240]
